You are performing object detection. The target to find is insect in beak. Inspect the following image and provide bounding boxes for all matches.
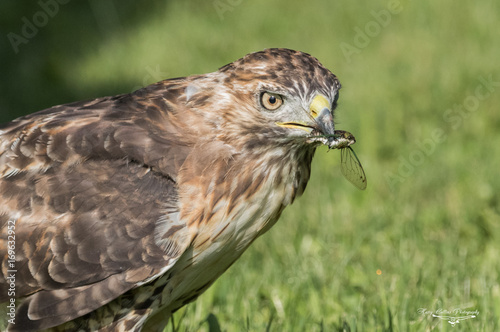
[312,130,367,190]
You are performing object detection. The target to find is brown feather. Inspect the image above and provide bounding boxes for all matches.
[0,48,342,331]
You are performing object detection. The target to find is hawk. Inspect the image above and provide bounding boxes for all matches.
[0,48,343,331]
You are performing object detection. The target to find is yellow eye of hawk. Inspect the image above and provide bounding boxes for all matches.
[260,92,283,110]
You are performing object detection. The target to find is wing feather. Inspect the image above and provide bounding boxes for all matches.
[0,89,193,330]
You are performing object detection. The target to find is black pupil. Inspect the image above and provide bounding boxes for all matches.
[269,95,276,104]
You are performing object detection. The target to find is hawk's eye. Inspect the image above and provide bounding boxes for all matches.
[260,92,283,110]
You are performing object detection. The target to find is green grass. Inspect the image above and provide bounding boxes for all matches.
[1,0,499,331]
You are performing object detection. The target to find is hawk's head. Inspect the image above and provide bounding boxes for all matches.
[173,48,341,151]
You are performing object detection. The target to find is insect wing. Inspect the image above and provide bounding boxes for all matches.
[340,147,367,190]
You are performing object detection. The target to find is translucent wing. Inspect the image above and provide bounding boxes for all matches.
[340,146,367,190]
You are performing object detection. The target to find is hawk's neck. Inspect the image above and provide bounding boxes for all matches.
[150,143,316,319]
[179,143,316,240]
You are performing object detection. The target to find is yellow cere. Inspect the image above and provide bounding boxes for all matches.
[309,94,330,118]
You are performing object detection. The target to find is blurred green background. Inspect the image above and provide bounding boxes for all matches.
[1,0,499,331]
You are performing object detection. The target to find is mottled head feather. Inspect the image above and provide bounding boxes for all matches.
[220,48,341,101]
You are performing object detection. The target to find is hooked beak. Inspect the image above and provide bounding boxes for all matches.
[309,94,335,144]
[314,106,335,137]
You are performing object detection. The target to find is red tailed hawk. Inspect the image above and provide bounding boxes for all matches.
[0,48,347,331]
